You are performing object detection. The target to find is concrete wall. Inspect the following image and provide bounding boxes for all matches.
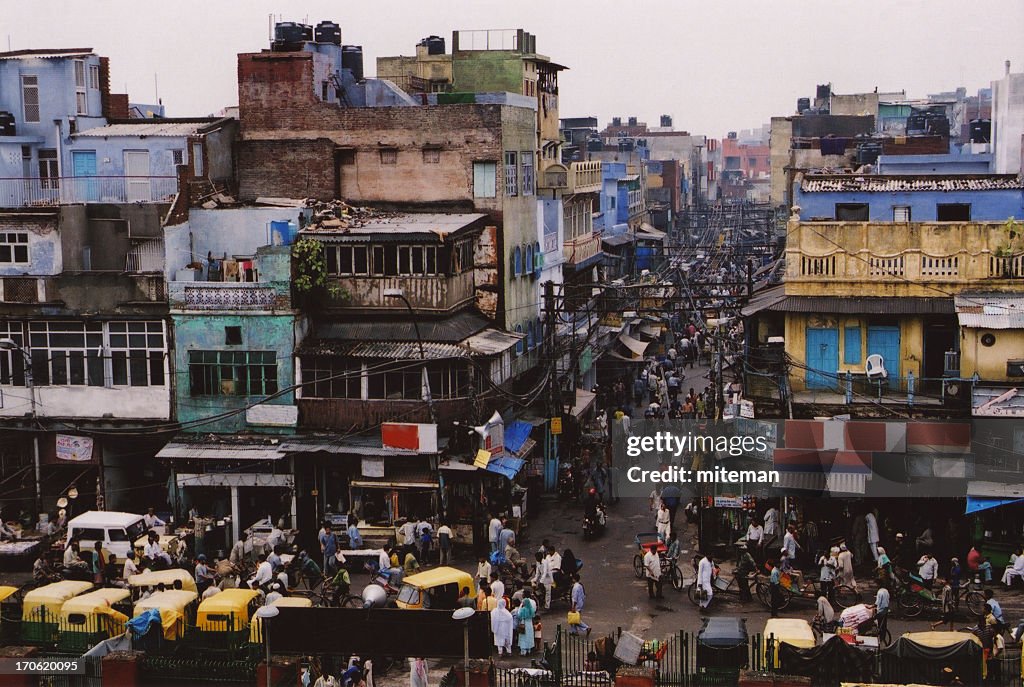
[876,153,992,175]
[452,51,523,94]
[0,211,61,276]
[830,93,879,117]
[961,326,1024,382]
[992,72,1024,174]
[500,106,541,333]
[0,384,170,419]
[769,117,794,207]
[794,187,1024,222]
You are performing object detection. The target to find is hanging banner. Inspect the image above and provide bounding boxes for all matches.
[56,435,94,462]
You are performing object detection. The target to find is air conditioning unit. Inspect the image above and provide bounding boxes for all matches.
[1007,360,1024,378]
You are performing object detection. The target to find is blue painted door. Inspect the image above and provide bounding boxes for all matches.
[72,151,98,202]
[805,328,839,390]
[867,326,900,378]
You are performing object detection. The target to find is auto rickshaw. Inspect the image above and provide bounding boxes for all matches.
[56,587,131,653]
[0,586,21,645]
[697,617,749,678]
[195,588,260,655]
[881,631,984,685]
[762,618,815,669]
[249,596,311,646]
[396,567,476,610]
[21,580,94,644]
[127,569,197,599]
[130,589,199,652]
[133,533,183,562]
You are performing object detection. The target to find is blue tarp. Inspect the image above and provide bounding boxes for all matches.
[504,421,533,455]
[486,456,526,481]
[966,496,1024,514]
[126,609,161,636]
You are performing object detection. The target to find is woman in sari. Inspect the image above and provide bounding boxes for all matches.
[491,599,514,656]
[516,589,537,655]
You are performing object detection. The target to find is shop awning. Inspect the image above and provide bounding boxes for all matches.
[485,456,526,481]
[966,497,1024,514]
[462,329,523,355]
[774,471,867,495]
[606,350,648,363]
[618,334,651,358]
[350,469,439,489]
[156,442,286,462]
[569,390,597,418]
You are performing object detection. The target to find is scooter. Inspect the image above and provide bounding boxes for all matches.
[582,505,607,538]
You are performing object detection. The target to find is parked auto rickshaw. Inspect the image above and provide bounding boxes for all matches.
[396,567,476,610]
[132,533,183,562]
[881,631,984,685]
[56,587,131,653]
[195,588,260,654]
[762,618,815,669]
[0,586,21,645]
[130,589,199,651]
[21,580,94,644]
[697,617,749,677]
[127,569,197,599]
[249,596,311,645]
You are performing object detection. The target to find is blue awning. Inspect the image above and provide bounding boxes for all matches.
[486,456,525,481]
[966,496,1024,514]
[504,421,533,455]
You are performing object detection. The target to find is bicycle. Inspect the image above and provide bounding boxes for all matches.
[292,575,363,607]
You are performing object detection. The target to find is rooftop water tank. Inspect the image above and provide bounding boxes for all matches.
[274,22,304,44]
[342,45,364,82]
[300,24,314,42]
[797,97,811,113]
[315,21,341,45]
[424,35,445,55]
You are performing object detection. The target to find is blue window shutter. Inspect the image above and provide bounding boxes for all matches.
[843,326,861,365]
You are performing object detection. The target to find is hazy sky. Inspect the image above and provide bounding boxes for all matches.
[7,0,1023,138]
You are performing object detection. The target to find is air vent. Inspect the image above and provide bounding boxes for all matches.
[1008,360,1024,378]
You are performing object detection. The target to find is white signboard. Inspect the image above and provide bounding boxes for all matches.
[56,434,94,462]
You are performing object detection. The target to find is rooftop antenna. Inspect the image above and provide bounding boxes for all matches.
[154,73,159,104]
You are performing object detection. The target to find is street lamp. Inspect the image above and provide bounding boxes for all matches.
[254,605,280,687]
[451,607,475,687]
[382,288,437,424]
[0,337,41,518]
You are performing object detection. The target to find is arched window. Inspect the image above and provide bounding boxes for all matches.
[525,243,534,279]
[515,324,525,356]
[526,321,535,350]
[534,241,542,275]
[513,246,522,277]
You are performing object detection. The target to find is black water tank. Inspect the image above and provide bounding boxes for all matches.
[816,84,831,100]
[797,97,811,113]
[612,117,621,127]
[660,115,672,128]
[0,111,15,136]
[315,21,341,45]
[300,24,314,41]
[425,35,445,55]
[627,116,637,126]
[342,45,364,81]
[275,22,304,44]
[857,142,882,165]
[970,119,991,143]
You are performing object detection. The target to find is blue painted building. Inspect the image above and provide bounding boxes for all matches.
[876,152,993,175]
[795,174,1024,222]
[595,161,649,233]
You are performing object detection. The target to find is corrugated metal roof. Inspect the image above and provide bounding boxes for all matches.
[955,294,1024,329]
[74,121,219,138]
[801,174,1024,193]
[302,213,487,239]
[462,328,523,355]
[0,48,93,60]
[768,296,954,315]
[314,310,489,342]
[741,285,787,317]
[299,339,468,359]
[156,443,286,461]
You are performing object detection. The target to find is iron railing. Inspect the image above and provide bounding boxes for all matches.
[0,176,178,207]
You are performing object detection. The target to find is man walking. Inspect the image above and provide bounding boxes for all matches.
[319,525,338,577]
[644,544,664,600]
[736,545,757,602]
[569,574,591,636]
[488,514,503,554]
[437,521,453,566]
[866,508,880,562]
[697,552,715,611]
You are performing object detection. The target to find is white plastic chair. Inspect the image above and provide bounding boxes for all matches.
[865,354,888,380]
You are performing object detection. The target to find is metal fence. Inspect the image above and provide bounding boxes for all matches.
[33,656,102,687]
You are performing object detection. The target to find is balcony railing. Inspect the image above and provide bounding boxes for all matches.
[567,161,602,194]
[169,282,281,310]
[563,232,602,266]
[333,272,475,312]
[125,239,165,273]
[0,176,178,207]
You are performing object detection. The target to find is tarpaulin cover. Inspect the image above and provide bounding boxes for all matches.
[698,617,748,647]
[880,634,982,685]
[778,636,873,684]
[966,496,1024,514]
[486,456,525,480]
[504,422,533,455]
[126,609,161,636]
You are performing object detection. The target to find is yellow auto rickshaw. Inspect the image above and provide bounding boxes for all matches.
[21,580,94,644]
[56,587,131,653]
[249,596,311,644]
[396,567,476,610]
[762,618,815,669]
[127,569,197,599]
[132,589,199,647]
[195,588,260,654]
[133,533,183,561]
[0,586,21,645]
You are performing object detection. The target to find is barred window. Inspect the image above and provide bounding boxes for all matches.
[380,149,398,165]
[422,148,440,164]
[504,152,518,196]
[188,350,277,396]
[108,321,165,387]
[521,152,534,196]
[28,322,104,386]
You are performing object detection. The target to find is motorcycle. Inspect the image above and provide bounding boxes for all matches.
[557,462,578,500]
[582,505,607,539]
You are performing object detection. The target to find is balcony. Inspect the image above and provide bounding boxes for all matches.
[563,232,602,268]
[168,281,285,311]
[539,163,568,190]
[332,272,475,312]
[567,161,601,194]
[125,239,165,273]
[0,176,178,207]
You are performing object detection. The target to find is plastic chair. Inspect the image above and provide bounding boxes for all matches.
[865,354,887,380]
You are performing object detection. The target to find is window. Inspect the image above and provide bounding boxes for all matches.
[512,245,522,277]
[336,149,355,165]
[0,232,29,264]
[188,350,277,396]
[224,326,242,346]
[380,148,398,165]
[21,146,32,179]
[192,143,204,176]
[749,158,758,167]
[107,321,165,387]
[936,203,971,221]
[0,322,26,386]
[28,322,104,387]
[422,148,440,164]
[325,245,371,276]
[525,243,534,277]
[515,324,524,356]
[843,326,861,365]
[835,203,869,221]
[74,61,87,115]
[38,150,59,190]
[451,239,473,274]
[171,149,184,166]
[893,206,911,222]
[301,357,362,399]
[88,64,100,90]
[504,152,518,196]
[521,152,534,196]
[22,75,39,123]
[473,162,496,198]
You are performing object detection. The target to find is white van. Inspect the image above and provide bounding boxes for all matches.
[67,511,148,559]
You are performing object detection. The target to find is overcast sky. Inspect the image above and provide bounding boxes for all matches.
[8,0,1023,138]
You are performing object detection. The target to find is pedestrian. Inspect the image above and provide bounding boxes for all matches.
[347,519,363,550]
[745,518,764,562]
[437,522,453,566]
[768,559,783,618]
[736,545,756,602]
[696,552,714,611]
[819,547,838,602]
[516,589,537,654]
[875,583,891,637]
[91,541,107,585]
[656,502,671,542]
[643,544,663,600]
[409,657,429,687]
[400,518,417,559]
[866,508,880,562]
[194,554,215,595]
[763,505,780,550]
[488,514,503,554]
[660,485,681,529]
[532,551,553,610]
[476,556,491,587]
[837,543,856,591]
[781,525,800,561]
[490,572,505,604]
[319,525,338,577]
[418,521,433,564]
[633,376,645,407]
[491,599,514,656]
[918,553,938,591]
[931,578,955,631]
[568,574,591,636]
[498,522,515,556]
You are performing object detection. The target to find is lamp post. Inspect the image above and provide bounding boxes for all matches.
[451,607,475,687]
[382,288,437,424]
[0,337,41,518]
[254,605,280,687]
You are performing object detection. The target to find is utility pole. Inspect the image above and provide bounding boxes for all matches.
[543,280,560,491]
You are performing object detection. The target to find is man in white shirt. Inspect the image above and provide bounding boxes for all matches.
[436,523,453,566]
[532,551,553,609]
[488,515,503,554]
[144,534,172,568]
[746,519,764,562]
[865,510,880,562]
[249,553,273,591]
[490,573,505,602]
[63,541,88,571]
[122,552,140,579]
[643,545,663,599]
[1003,548,1024,586]
[143,508,165,531]
[546,547,562,573]
[400,519,417,557]
[917,553,938,590]
[697,553,714,610]
[781,526,800,561]
[763,506,780,547]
